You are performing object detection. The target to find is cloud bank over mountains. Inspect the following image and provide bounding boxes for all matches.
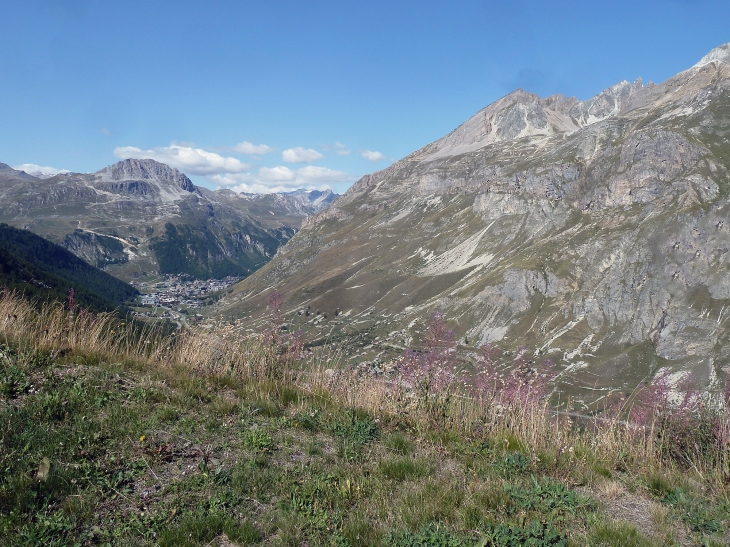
[12,164,70,177]
[113,145,249,176]
[107,139,385,193]
[211,165,354,194]
[17,137,385,193]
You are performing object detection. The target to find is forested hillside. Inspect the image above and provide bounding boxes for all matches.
[0,223,138,312]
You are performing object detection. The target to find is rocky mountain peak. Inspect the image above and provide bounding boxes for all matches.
[568,78,644,126]
[96,158,196,193]
[421,90,567,158]
[284,188,337,208]
[693,42,730,68]
[422,77,649,160]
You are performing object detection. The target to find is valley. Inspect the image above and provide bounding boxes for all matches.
[6,5,730,546]
[4,46,730,404]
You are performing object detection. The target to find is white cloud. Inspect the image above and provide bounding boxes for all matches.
[13,163,70,177]
[230,141,275,155]
[359,150,385,162]
[114,145,249,176]
[282,147,324,163]
[259,166,297,182]
[296,165,353,183]
[210,165,355,194]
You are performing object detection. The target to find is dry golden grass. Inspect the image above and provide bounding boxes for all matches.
[1,290,728,493]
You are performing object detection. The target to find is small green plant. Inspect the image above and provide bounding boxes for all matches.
[480,520,568,546]
[292,408,321,431]
[386,523,469,547]
[383,431,415,455]
[0,365,31,398]
[158,509,260,547]
[683,505,722,534]
[379,457,431,481]
[245,398,281,418]
[155,405,179,422]
[17,512,79,547]
[282,472,345,536]
[504,476,593,519]
[305,439,324,456]
[661,487,723,534]
[497,451,530,475]
[588,519,657,547]
[279,386,299,406]
[33,390,71,421]
[330,409,379,461]
[243,428,275,452]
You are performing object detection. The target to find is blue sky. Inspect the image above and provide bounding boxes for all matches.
[1,0,729,193]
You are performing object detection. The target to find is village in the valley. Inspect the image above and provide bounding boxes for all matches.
[131,274,242,320]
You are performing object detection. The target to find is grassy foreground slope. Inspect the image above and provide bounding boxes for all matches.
[0,294,729,546]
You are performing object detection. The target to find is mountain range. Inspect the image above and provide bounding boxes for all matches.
[214,43,730,404]
[0,160,336,281]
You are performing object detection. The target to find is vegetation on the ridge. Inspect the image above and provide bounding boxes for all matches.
[0,293,728,546]
[0,223,138,312]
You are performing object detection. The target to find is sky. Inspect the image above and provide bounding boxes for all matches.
[1,0,729,194]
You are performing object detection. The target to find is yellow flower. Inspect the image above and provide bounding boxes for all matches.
[140,435,146,442]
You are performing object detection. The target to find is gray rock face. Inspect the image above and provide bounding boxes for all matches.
[97,158,196,193]
[283,189,337,210]
[63,231,128,269]
[218,44,730,402]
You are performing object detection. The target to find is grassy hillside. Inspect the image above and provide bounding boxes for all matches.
[0,223,138,312]
[0,294,728,546]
